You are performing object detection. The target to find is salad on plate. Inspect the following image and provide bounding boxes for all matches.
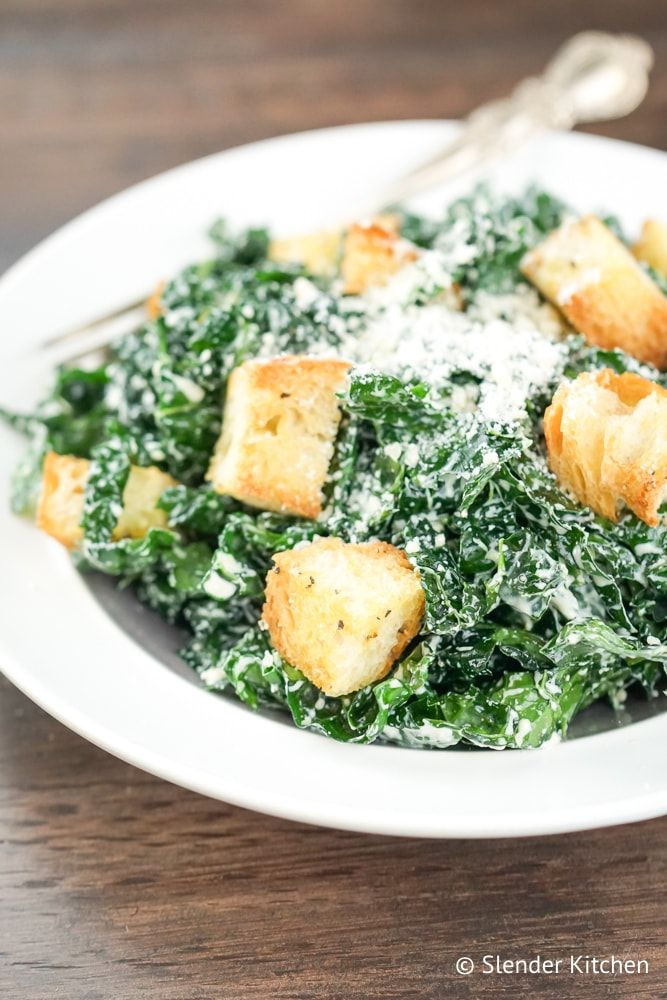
[4,188,667,750]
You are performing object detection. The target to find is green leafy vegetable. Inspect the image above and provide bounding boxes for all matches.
[3,192,666,750]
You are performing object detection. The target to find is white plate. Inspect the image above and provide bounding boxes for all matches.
[2,121,667,838]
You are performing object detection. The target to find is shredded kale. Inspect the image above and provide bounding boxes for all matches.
[4,192,667,749]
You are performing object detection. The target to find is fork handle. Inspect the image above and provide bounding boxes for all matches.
[378,31,653,207]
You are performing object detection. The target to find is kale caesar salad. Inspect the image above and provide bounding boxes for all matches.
[4,190,667,750]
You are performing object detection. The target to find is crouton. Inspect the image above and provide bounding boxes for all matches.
[37,451,176,549]
[115,464,178,539]
[341,221,419,294]
[634,219,667,277]
[267,215,402,279]
[206,355,351,519]
[521,216,667,369]
[268,229,343,276]
[262,537,425,696]
[37,453,90,548]
[369,212,401,234]
[544,369,667,525]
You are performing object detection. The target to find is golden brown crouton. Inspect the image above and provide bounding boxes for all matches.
[521,216,667,369]
[37,451,176,549]
[634,219,667,277]
[206,355,351,519]
[268,229,343,276]
[268,215,402,279]
[341,221,419,294]
[262,537,425,696]
[37,453,90,548]
[115,464,178,539]
[544,369,667,526]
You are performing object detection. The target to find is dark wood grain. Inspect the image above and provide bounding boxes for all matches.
[1,2,667,997]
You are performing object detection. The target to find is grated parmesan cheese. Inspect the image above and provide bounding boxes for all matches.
[335,278,569,429]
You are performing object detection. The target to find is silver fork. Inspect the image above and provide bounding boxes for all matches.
[38,30,652,368]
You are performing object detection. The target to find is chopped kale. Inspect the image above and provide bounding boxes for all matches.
[3,192,667,749]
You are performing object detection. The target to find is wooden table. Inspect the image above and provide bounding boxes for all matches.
[2,2,666,996]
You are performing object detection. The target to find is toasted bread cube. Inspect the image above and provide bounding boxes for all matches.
[268,215,402,279]
[207,355,351,519]
[37,451,176,549]
[341,221,419,294]
[544,368,667,525]
[37,453,90,548]
[634,219,667,277]
[262,537,425,696]
[521,216,667,369]
[268,229,343,277]
[115,464,178,539]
